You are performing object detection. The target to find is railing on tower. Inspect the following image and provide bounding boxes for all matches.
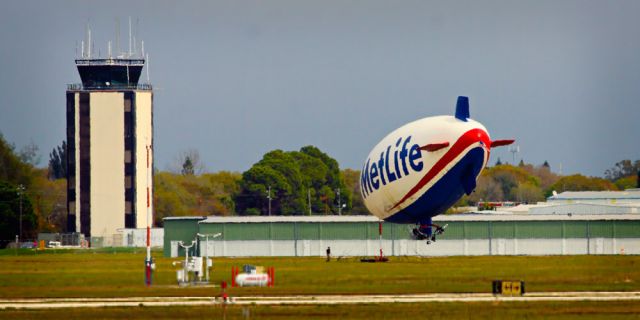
[67,83,152,91]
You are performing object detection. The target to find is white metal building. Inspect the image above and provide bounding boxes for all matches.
[164,214,640,257]
[548,189,640,205]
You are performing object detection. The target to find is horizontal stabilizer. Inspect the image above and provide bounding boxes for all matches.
[420,142,450,152]
[491,139,515,148]
[455,96,470,121]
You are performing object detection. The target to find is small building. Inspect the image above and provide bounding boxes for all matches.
[502,189,640,216]
[529,203,639,215]
[548,189,640,205]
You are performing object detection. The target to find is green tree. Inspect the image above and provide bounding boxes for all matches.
[173,149,205,175]
[30,168,67,232]
[546,174,617,196]
[341,169,367,214]
[605,160,640,181]
[202,171,242,214]
[18,141,41,167]
[300,146,342,189]
[511,182,545,203]
[520,162,560,191]
[0,132,32,187]
[299,146,350,214]
[48,140,67,180]
[0,182,37,245]
[236,163,294,215]
[182,157,195,175]
[153,171,241,226]
[235,146,350,215]
[467,174,505,203]
[614,175,637,191]
[466,164,543,204]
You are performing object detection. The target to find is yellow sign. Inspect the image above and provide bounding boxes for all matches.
[501,281,522,295]
[493,280,525,295]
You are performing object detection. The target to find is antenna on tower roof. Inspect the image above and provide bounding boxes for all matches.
[146,53,150,84]
[87,24,92,58]
[128,16,132,57]
[115,18,121,58]
[134,17,140,57]
[82,20,92,59]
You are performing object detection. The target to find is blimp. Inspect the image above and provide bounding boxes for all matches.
[360,96,513,243]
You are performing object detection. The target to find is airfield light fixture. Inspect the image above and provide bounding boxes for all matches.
[17,185,25,243]
[266,186,272,216]
[336,188,342,215]
[196,233,223,282]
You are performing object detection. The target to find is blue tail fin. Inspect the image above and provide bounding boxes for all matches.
[455,96,470,121]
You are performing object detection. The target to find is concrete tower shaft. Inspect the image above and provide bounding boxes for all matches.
[66,55,153,241]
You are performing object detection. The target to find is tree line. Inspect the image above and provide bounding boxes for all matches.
[0,133,637,237]
[0,134,66,246]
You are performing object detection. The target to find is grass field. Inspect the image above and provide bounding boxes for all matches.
[0,249,639,319]
[0,249,638,298]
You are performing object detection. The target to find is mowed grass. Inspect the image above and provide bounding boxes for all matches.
[0,249,638,298]
[2,301,640,320]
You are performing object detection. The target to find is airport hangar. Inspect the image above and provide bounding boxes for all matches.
[163,190,640,258]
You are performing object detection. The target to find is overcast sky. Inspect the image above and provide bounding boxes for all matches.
[1,0,639,177]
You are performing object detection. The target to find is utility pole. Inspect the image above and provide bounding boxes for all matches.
[308,189,312,215]
[336,188,342,216]
[145,145,152,286]
[17,184,25,243]
[509,145,520,164]
[267,186,272,216]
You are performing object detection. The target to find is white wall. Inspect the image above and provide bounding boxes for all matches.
[182,238,640,258]
[90,92,125,238]
[121,228,164,247]
[134,92,153,229]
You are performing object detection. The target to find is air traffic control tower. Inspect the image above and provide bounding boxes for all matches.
[66,37,153,241]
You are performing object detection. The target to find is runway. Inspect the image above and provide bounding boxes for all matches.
[2,292,640,309]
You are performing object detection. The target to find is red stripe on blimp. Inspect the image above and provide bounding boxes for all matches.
[390,128,490,211]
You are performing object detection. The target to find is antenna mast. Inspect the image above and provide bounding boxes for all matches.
[509,145,520,164]
[86,23,92,58]
[115,18,121,57]
[128,16,132,57]
[146,54,150,83]
[134,17,140,57]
